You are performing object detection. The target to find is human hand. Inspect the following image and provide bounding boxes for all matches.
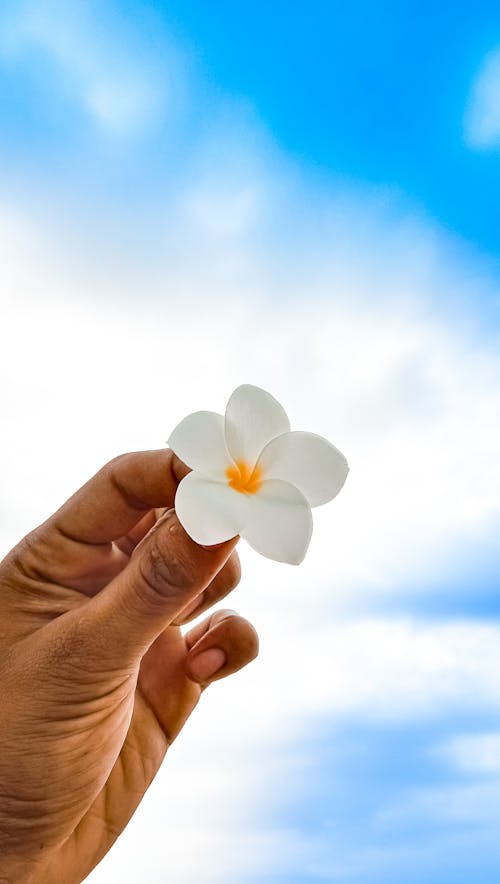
[0,450,258,883]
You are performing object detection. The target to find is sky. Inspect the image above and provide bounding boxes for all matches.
[1,1,500,882]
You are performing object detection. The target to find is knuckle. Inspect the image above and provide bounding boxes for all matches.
[214,611,260,661]
[8,529,45,582]
[103,452,140,488]
[18,530,41,560]
[239,617,260,661]
[99,453,130,486]
[137,534,196,600]
[105,452,132,471]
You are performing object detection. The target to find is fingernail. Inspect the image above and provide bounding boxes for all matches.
[189,647,227,681]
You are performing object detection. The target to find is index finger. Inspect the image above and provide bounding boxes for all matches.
[47,449,189,546]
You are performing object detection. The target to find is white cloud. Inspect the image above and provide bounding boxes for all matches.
[435,731,500,774]
[464,47,500,148]
[86,614,500,881]
[81,612,500,882]
[0,0,179,134]
[376,779,500,828]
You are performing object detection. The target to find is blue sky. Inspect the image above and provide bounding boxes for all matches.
[0,2,494,235]
[3,1,500,254]
[1,2,500,883]
[159,0,500,256]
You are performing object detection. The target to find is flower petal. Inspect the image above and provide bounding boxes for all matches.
[168,411,234,480]
[257,431,349,507]
[241,479,313,565]
[224,384,291,468]
[175,472,249,546]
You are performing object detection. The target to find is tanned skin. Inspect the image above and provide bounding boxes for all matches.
[0,449,258,882]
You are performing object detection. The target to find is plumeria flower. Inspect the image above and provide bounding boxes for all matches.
[168,384,349,565]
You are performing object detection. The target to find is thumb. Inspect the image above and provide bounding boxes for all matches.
[82,508,238,666]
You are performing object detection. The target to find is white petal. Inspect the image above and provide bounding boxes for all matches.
[241,479,313,565]
[257,431,349,507]
[225,384,291,468]
[168,411,234,480]
[175,472,249,546]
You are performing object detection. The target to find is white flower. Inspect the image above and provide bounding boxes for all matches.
[168,384,349,565]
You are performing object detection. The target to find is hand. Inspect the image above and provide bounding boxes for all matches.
[0,450,258,883]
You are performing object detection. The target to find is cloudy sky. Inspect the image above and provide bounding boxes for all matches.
[1,1,500,881]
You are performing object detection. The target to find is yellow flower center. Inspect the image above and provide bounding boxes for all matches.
[226,460,263,495]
